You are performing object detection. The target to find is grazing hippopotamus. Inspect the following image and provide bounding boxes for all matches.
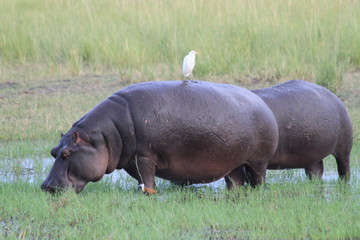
[251,80,352,181]
[41,80,279,194]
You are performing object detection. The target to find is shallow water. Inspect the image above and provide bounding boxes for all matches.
[0,158,359,190]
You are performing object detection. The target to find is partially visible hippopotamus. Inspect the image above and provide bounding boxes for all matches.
[41,80,279,194]
[252,80,352,180]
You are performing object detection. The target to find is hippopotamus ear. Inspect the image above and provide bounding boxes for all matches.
[72,131,90,145]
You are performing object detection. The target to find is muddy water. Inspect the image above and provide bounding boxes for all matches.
[1,158,359,190]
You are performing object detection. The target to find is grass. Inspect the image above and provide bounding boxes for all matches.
[1,123,360,240]
[1,0,360,239]
[1,179,360,239]
[1,0,360,91]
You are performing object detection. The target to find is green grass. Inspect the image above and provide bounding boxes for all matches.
[1,0,360,239]
[0,142,359,239]
[1,0,360,91]
[1,180,359,239]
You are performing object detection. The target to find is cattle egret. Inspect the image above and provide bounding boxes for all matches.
[182,50,199,78]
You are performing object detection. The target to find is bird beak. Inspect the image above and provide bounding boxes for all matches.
[196,52,200,55]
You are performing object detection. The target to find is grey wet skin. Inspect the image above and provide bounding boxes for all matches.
[251,80,352,180]
[41,80,279,193]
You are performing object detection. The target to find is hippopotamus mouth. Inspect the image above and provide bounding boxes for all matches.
[41,180,71,195]
[41,163,86,194]
[41,177,86,194]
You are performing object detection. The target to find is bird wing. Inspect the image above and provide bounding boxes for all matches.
[183,55,195,77]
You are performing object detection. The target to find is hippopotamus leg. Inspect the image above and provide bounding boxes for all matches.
[227,163,267,188]
[246,165,267,187]
[224,166,247,189]
[134,156,157,194]
[334,153,351,181]
[123,156,157,194]
[305,160,324,180]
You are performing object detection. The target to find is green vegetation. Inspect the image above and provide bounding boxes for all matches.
[1,0,360,91]
[1,0,360,239]
[1,178,360,239]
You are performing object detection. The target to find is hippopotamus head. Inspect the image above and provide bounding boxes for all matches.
[41,129,110,194]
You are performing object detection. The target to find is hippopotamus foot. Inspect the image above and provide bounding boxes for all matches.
[335,153,351,182]
[225,166,247,189]
[305,160,324,180]
[138,184,157,195]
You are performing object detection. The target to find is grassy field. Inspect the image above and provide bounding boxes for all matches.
[1,0,360,239]
[1,0,360,91]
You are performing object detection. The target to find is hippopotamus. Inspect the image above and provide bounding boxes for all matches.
[251,80,352,180]
[41,80,279,194]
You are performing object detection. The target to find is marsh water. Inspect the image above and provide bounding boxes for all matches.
[1,158,359,192]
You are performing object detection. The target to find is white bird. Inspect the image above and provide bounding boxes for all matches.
[182,50,199,78]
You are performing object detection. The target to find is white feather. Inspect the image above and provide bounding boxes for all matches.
[182,51,198,77]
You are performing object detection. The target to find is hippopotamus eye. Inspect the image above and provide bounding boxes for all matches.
[61,149,71,159]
